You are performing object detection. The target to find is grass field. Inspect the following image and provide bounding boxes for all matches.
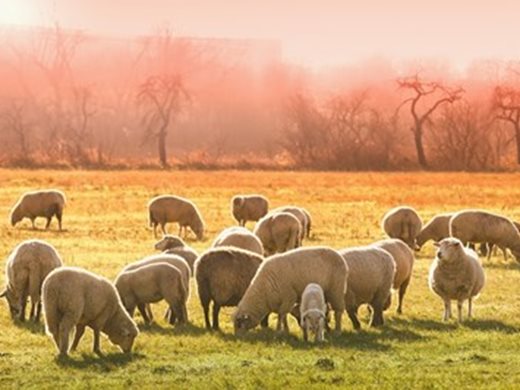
[1,169,520,389]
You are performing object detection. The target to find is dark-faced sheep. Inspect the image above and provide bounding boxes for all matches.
[154,234,199,273]
[10,190,66,231]
[231,195,269,226]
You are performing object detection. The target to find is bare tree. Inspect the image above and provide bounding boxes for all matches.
[397,74,464,169]
[493,85,520,164]
[1,100,32,159]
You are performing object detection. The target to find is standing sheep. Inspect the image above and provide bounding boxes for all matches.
[42,267,139,357]
[148,195,205,240]
[234,247,347,334]
[10,190,66,231]
[253,212,301,256]
[271,206,311,241]
[115,263,188,326]
[154,235,199,273]
[339,246,395,330]
[382,206,423,249]
[195,247,264,330]
[299,283,327,342]
[429,238,485,321]
[212,226,264,255]
[372,239,414,314]
[1,240,63,322]
[450,210,520,262]
[231,195,269,226]
[416,213,453,249]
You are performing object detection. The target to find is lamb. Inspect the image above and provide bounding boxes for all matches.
[299,283,327,342]
[416,213,453,249]
[115,263,188,326]
[382,206,423,249]
[428,237,485,321]
[42,267,139,357]
[154,235,199,273]
[10,189,66,230]
[231,194,269,226]
[253,212,301,256]
[148,195,205,240]
[271,206,311,241]
[212,226,264,255]
[195,247,264,330]
[339,246,395,330]
[450,209,520,262]
[1,240,63,322]
[233,246,347,334]
[372,239,414,314]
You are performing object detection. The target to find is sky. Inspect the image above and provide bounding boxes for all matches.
[1,0,519,68]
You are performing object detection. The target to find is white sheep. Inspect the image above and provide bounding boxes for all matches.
[339,246,395,330]
[231,194,269,226]
[382,206,423,249]
[212,226,264,255]
[154,235,199,273]
[428,238,485,321]
[148,195,205,240]
[42,267,139,356]
[253,212,301,256]
[372,239,414,314]
[300,283,327,342]
[1,239,63,322]
[10,189,66,230]
[450,209,520,262]
[271,206,310,241]
[234,246,347,334]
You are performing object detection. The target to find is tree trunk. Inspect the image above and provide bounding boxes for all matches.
[413,126,428,169]
[515,124,520,165]
[158,127,169,168]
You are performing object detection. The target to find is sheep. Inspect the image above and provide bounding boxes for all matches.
[212,226,264,255]
[416,213,453,249]
[195,247,264,330]
[148,195,205,240]
[372,239,414,314]
[42,267,139,357]
[271,206,311,241]
[450,209,520,262]
[233,246,347,334]
[428,237,485,321]
[339,246,395,330]
[301,208,313,238]
[299,283,327,342]
[231,194,269,226]
[1,239,63,322]
[115,263,188,326]
[253,212,301,256]
[10,189,66,231]
[123,253,191,323]
[479,221,520,259]
[154,235,199,273]
[382,206,423,249]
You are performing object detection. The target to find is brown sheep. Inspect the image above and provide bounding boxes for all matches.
[10,190,66,231]
[231,195,269,226]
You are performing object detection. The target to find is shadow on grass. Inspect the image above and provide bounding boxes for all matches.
[14,319,46,334]
[139,322,207,337]
[463,319,520,334]
[55,351,145,370]
[481,261,520,271]
[16,226,69,234]
[389,317,519,334]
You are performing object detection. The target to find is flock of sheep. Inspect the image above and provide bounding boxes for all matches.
[3,189,519,358]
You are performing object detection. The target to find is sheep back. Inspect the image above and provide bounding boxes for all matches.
[231,195,269,224]
[382,206,422,248]
[10,190,66,226]
[212,226,264,255]
[254,212,301,255]
[372,239,414,289]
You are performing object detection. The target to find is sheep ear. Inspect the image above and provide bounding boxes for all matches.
[433,241,440,247]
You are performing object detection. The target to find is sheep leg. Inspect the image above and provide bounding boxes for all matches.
[303,324,308,341]
[502,247,508,261]
[397,278,411,314]
[29,300,36,321]
[468,297,473,319]
[370,303,385,327]
[30,218,36,230]
[346,307,361,331]
[146,304,154,321]
[276,313,288,333]
[177,225,182,237]
[201,297,211,329]
[92,329,103,356]
[443,300,452,321]
[35,301,42,322]
[45,217,52,230]
[137,304,151,324]
[160,223,167,236]
[333,310,342,333]
[457,301,463,322]
[58,316,76,357]
[212,303,221,331]
[260,315,269,328]
[56,210,63,231]
[487,245,492,262]
[71,325,86,351]
[18,289,28,322]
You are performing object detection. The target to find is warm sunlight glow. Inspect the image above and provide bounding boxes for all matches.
[0,1,36,26]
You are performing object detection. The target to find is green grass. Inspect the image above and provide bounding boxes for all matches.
[0,170,520,389]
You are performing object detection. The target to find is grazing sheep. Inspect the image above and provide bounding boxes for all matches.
[382,206,423,249]
[231,194,269,226]
[10,190,66,230]
[1,240,63,322]
[195,247,264,330]
[253,212,301,256]
[42,267,139,357]
[212,226,264,255]
[154,235,199,273]
[300,283,327,342]
[372,239,414,314]
[301,208,313,238]
[148,195,205,240]
[416,213,453,249]
[234,247,347,334]
[272,206,310,241]
[115,263,188,326]
[428,238,485,321]
[450,209,520,262]
[339,246,395,330]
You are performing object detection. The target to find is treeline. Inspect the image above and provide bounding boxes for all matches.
[1,24,520,171]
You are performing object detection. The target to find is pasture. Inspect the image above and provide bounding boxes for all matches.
[0,169,520,389]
